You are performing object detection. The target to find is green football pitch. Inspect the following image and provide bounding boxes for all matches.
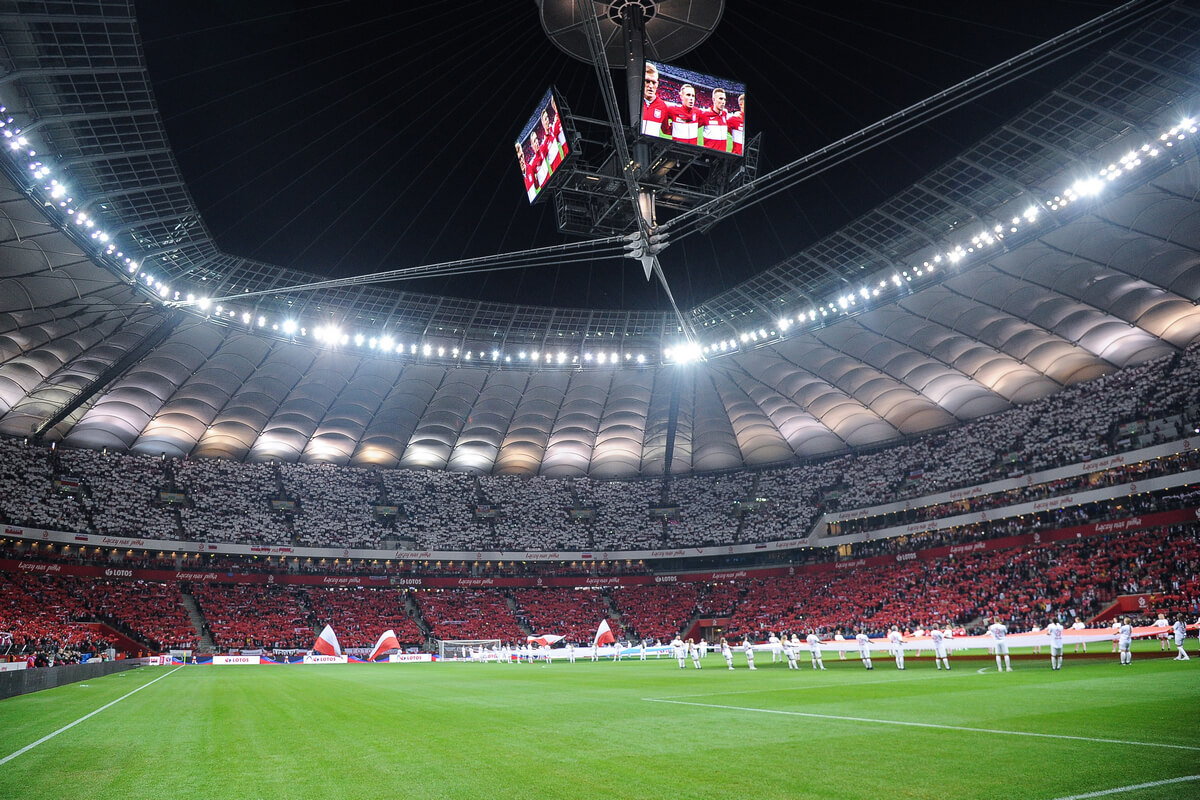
[1,648,1196,799]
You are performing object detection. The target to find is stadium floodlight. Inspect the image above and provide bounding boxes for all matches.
[198,297,211,311]
[1072,177,1104,197]
[282,319,297,334]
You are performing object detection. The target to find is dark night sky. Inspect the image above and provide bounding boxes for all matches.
[135,1,1123,312]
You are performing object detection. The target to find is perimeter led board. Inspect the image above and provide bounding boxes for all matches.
[514,87,574,203]
[641,60,746,156]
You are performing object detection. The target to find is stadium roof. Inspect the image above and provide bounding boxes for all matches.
[0,1,1196,476]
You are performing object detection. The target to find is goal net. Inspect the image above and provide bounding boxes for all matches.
[437,639,502,661]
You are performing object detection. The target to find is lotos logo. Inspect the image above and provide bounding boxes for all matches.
[104,569,133,577]
[895,552,916,562]
[654,575,678,583]
[394,578,422,586]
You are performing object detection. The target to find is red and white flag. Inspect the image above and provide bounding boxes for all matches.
[312,624,342,657]
[593,619,616,647]
[367,629,402,662]
[527,634,564,646]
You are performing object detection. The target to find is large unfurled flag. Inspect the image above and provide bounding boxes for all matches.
[527,634,565,647]
[593,619,616,647]
[367,629,402,662]
[312,624,342,657]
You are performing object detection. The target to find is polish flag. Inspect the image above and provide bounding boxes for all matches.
[527,634,564,646]
[593,619,616,647]
[312,624,342,657]
[367,629,402,662]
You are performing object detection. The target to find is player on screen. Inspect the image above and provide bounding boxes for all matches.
[728,93,745,155]
[667,83,700,145]
[699,87,730,152]
[515,143,537,202]
[641,62,671,138]
[528,129,548,190]
[540,108,564,171]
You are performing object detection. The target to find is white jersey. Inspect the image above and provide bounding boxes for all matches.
[806,633,821,653]
[929,627,946,656]
[1173,620,1187,642]
[1118,624,1132,646]
[889,630,904,650]
[1047,622,1064,648]
[855,633,871,654]
[988,622,1008,642]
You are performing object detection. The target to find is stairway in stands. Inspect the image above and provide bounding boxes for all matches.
[180,589,215,652]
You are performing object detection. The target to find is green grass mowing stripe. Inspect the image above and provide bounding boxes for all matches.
[641,698,1200,751]
[0,666,182,766]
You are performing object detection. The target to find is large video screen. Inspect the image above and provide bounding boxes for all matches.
[514,87,573,203]
[641,60,745,156]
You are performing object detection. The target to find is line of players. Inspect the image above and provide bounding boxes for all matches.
[668,613,1195,673]
[515,99,569,202]
[641,63,744,154]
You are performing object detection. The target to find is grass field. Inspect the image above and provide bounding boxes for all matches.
[1,645,1196,799]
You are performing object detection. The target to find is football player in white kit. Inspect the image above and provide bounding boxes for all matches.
[688,638,702,669]
[987,618,1012,672]
[929,625,950,670]
[782,635,798,670]
[721,637,735,669]
[1046,618,1065,670]
[855,630,873,670]
[833,629,847,660]
[768,632,782,663]
[671,635,686,669]
[743,637,757,670]
[1172,615,1191,660]
[1072,618,1087,652]
[889,626,905,670]
[1117,617,1133,665]
[806,630,826,670]
[1153,612,1170,651]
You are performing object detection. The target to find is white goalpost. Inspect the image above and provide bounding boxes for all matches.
[436,638,502,661]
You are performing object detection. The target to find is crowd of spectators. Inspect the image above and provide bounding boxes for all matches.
[509,587,617,643]
[178,459,290,544]
[415,589,525,641]
[608,583,699,642]
[722,521,1200,639]
[0,571,192,657]
[305,586,423,647]
[0,352,1193,554]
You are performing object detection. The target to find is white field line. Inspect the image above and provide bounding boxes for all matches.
[642,697,1200,752]
[0,666,183,766]
[1049,774,1200,799]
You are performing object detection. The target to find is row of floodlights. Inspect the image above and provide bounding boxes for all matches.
[6,105,1195,368]
[667,116,1196,364]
